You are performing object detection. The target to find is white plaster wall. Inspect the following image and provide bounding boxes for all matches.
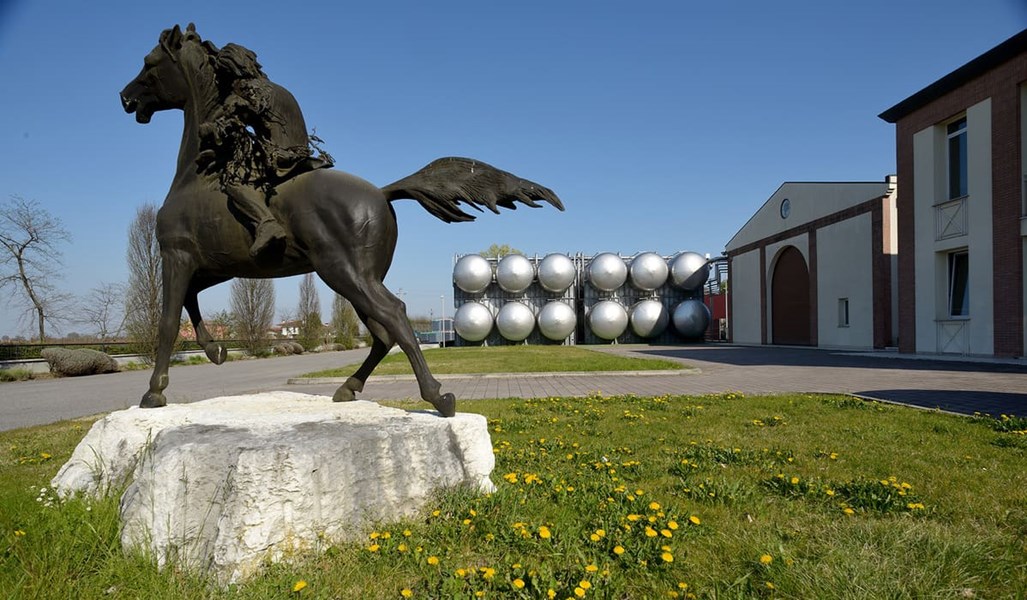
[913,99,995,355]
[726,182,889,252]
[816,214,874,348]
[729,250,762,344]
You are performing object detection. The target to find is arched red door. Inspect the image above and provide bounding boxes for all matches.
[771,246,811,345]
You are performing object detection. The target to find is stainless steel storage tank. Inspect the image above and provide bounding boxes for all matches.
[629,252,669,291]
[537,253,576,293]
[669,252,710,291]
[537,300,576,341]
[453,301,494,342]
[588,300,628,340]
[630,299,670,338]
[496,301,535,341]
[496,254,535,294]
[671,299,711,338]
[588,253,627,292]
[453,254,492,294]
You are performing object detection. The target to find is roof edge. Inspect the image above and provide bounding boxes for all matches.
[879,28,1027,124]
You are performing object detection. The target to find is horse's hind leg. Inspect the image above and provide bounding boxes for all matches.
[318,270,454,417]
[184,276,230,364]
[333,315,393,402]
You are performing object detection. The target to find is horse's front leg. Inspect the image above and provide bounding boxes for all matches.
[184,276,231,365]
[141,250,196,408]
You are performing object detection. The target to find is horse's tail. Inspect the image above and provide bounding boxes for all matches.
[381,157,563,223]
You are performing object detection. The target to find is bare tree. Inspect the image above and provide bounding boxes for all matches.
[79,282,126,342]
[0,196,73,341]
[297,273,323,350]
[231,278,275,356]
[124,204,163,362]
[331,293,361,349]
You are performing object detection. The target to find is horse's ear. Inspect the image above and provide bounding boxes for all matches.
[183,22,201,43]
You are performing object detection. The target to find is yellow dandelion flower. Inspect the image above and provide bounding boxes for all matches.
[678,582,689,590]
[481,567,496,579]
[402,529,412,537]
[368,544,380,552]
[661,552,674,563]
[432,510,441,517]
[645,526,658,538]
[292,580,308,592]
[586,564,599,573]
[539,525,552,539]
[574,587,586,598]
[790,476,799,485]
[635,489,645,496]
[613,545,625,555]
[590,533,600,542]
[627,514,640,522]
[661,529,672,538]
[595,528,606,537]
[512,578,525,590]
[649,501,661,510]
[580,580,592,590]
[667,520,679,530]
[382,532,392,539]
[455,568,467,578]
[765,582,776,590]
[759,554,773,565]
[688,515,701,525]
[398,543,408,552]
[843,507,855,516]
[370,531,381,540]
[547,589,556,599]
[400,589,413,598]
[427,556,440,566]
[14,530,26,537]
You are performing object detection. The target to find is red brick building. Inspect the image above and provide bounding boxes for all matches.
[880,29,1027,357]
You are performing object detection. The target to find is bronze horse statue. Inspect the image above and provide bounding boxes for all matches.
[119,25,562,417]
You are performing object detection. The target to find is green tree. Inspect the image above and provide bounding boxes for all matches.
[480,243,523,258]
[331,294,361,349]
[297,273,323,351]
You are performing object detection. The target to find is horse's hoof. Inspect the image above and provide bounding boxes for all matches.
[140,392,167,408]
[333,386,356,402]
[344,377,365,393]
[432,393,456,418]
[205,343,227,365]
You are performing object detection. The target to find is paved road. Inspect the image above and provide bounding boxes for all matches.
[3,344,1026,431]
[0,349,372,431]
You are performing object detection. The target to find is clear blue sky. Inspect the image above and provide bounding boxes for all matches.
[1,1,1025,338]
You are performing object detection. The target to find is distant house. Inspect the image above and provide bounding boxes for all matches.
[879,28,1026,357]
[271,320,302,338]
[724,179,898,349]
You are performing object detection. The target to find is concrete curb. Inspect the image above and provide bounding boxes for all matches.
[287,368,699,385]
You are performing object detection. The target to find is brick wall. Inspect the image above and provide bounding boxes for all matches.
[891,52,1026,357]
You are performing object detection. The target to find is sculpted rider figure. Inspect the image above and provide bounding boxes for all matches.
[197,43,333,256]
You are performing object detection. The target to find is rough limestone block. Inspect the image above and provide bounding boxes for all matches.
[51,392,494,582]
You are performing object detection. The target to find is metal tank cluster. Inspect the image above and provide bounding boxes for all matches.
[452,252,711,346]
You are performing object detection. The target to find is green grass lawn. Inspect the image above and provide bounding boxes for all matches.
[2,393,1026,598]
[300,345,686,378]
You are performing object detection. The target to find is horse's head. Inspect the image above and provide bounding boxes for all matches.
[120,24,207,123]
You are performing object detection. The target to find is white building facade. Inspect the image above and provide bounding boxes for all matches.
[725,180,898,349]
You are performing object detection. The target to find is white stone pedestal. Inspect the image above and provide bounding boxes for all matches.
[52,392,494,582]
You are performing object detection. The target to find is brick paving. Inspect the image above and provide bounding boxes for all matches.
[292,344,1027,417]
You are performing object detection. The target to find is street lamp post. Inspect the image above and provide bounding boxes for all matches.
[440,294,446,347]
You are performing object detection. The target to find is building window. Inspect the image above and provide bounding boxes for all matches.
[948,250,969,317]
[947,117,967,200]
[838,298,849,327]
